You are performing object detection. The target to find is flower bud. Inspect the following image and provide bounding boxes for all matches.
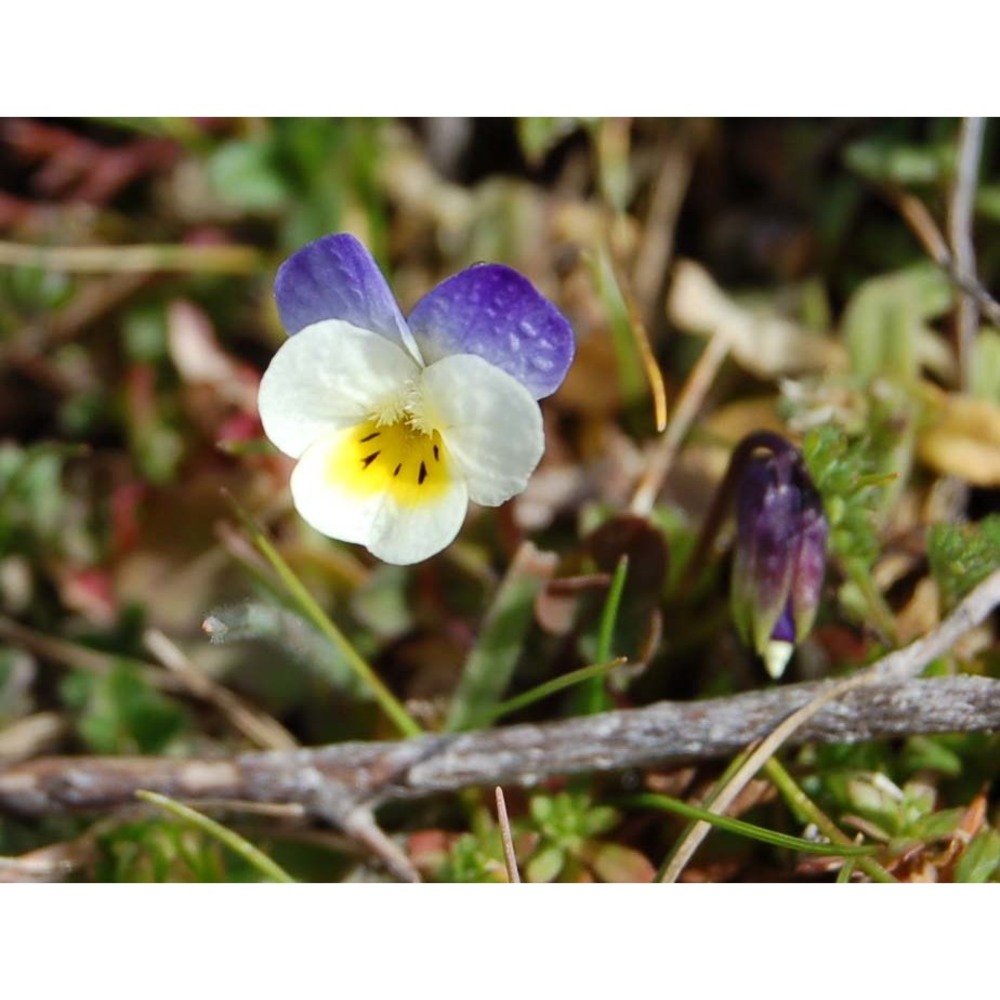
[730,437,828,679]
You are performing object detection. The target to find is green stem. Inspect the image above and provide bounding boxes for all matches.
[763,758,896,883]
[627,793,875,858]
[845,560,899,645]
[656,748,752,882]
[229,497,421,738]
[585,556,629,714]
[490,658,626,722]
[136,790,295,883]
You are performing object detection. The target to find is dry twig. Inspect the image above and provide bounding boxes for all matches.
[2,571,998,879]
[495,787,521,883]
[949,117,986,389]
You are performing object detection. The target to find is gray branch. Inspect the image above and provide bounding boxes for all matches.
[1,675,998,822]
[3,569,1000,847]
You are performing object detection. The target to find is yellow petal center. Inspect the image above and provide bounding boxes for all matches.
[327,418,453,505]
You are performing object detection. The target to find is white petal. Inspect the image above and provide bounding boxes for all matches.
[290,427,469,565]
[420,354,543,507]
[258,320,419,458]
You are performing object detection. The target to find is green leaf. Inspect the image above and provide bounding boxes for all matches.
[579,841,654,883]
[527,845,565,883]
[490,658,624,723]
[446,543,557,732]
[842,264,951,382]
[350,564,412,641]
[529,795,554,825]
[901,736,965,778]
[928,515,1000,613]
[437,833,506,883]
[136,790,294,883]
[955,828,1000,883]
[969,329,1000,404]
[62,662,187,755]
[123,305,168,363]
[590,246,647,412]
[974,185,1000,222]
[97,819,236,882]
[909,807,964,843]
[628,793,878,858]
[208,138,289,212]
[802,424,885,571]
[844,138,953,187]
[581,805,619,839]
[0,443,71,555]
[228,497,421,737]
[516,118,589,164]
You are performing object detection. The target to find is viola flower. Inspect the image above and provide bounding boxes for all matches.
[730,434,828,679]
[258,233,574,565]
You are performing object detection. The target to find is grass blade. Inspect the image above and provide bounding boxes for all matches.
[446,542,557,732]
[136,790,295,883]
[225,494,422,738]
[490,658,626,722]
[628,792,876,858]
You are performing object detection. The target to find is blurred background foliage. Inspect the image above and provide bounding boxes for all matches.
[1,117,998,882]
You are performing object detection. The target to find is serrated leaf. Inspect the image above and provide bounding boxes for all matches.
[928,515,1000,612]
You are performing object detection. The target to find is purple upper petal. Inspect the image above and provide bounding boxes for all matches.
[407,264,575,399]
[274,233,411,346]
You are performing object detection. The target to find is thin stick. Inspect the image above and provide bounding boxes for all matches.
[630,329,730,516]
[144,628,298,751]
[3,572,998,823]
[949,117,986,389]
[657,568,1000,882]
[762,758,894,883]
[0,241,262,274]
[337,806,421,883]
[658,665,883,882]
[631,127,696,324]
[0,614,181,692]
[890,188,1000,330]
[612,252,669,432]
[495,787,521,883]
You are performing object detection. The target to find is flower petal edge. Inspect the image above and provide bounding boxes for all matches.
[274,233,421,360]
[421,353,544,507]
[407,263,574,399]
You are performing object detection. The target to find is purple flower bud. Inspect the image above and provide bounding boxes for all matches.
[730,435,828,678]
